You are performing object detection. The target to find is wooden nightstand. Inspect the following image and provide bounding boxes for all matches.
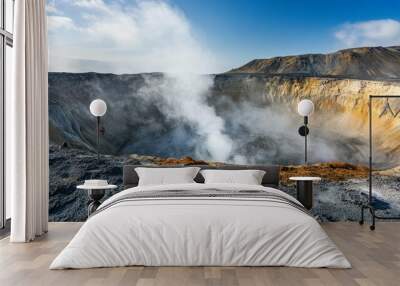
[289,177,321,210]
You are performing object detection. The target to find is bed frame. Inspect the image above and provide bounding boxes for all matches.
[123,165,281,189]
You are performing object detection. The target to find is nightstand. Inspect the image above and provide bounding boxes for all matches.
[289,177,321,210]
[77,184,117,216]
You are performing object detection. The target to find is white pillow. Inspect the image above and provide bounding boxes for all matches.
[135,167,200,186]
[200,169,266,185]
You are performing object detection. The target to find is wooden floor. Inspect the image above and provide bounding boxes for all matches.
[0,222,399,286]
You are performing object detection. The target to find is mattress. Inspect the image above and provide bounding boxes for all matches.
[50,183,351,269]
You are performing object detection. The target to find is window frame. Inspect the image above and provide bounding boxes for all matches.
[0,0,13,230]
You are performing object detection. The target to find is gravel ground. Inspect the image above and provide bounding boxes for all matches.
[281,176,400,222]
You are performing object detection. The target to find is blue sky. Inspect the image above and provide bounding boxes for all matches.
[47,0,400,73]
[172,0,400,62]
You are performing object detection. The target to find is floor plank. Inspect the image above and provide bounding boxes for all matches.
[0,222,399,286]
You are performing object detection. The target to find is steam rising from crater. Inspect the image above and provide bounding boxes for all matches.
[137,74,234,162]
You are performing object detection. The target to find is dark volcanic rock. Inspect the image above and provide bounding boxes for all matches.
[50,144,400,222]
[280,177,400,222]
[49,145,142,221]
[49,145,211,221]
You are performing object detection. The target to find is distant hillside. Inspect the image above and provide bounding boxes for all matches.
[229,46,400,80]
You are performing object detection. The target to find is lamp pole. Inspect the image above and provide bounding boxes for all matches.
[90,99,107,162]
[96,116,100,161]
[304,116,308,164]
[297,99,314,165]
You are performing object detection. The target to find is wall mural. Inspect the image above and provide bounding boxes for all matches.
[47,0,400,222]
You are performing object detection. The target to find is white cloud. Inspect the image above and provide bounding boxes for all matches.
[335,19,400,47]
[48,0,220,74]
[72,0,110,12]
[47,16,77,31]
[46,1,60,14]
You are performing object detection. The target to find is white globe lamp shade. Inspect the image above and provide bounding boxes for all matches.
[90,99,107,117]
[297,99,314,116]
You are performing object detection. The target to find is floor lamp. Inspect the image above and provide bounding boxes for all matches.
[297,99,314,164]
[359,95,400,230]
[89,99,107,161]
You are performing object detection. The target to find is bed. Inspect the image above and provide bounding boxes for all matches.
[50,165,350,269]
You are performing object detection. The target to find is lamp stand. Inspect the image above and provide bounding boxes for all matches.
[304,116,308,164]
[96,116,100,161]
[359,95,400,230]
[298,116,310,165]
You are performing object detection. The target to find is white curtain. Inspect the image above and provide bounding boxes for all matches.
[7,0,49,242]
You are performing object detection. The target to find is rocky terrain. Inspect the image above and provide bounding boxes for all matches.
[49,46,400,167]
[49,144,208,221]
[49,145,400,222]
[228,46,400,80]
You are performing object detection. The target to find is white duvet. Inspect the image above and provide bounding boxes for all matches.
[50,183,351,269]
